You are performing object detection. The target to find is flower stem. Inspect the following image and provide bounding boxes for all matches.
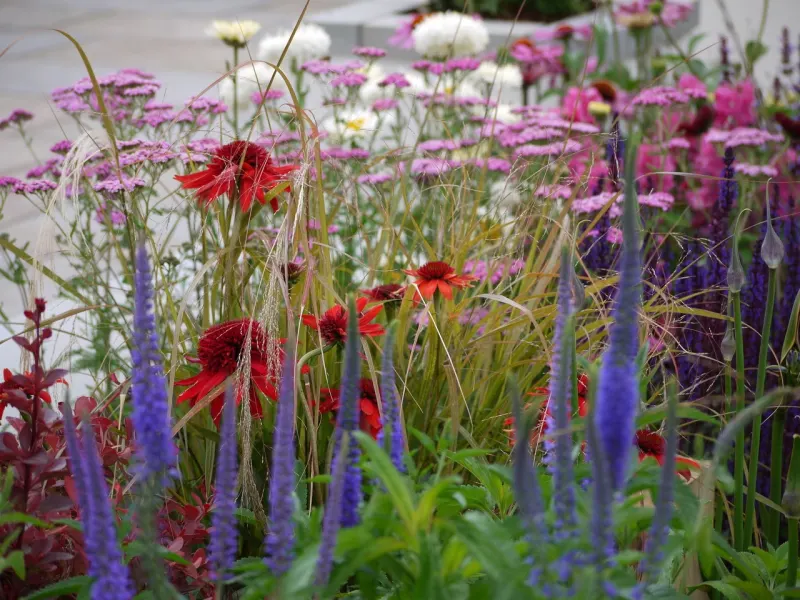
[744,268,777,547]
[733,291,746,551]
[232,46,239,138]
[788,518,798,588]
[297,344,333,374]
[769,406,787,547]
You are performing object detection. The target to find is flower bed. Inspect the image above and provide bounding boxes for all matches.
[0,6,799,600]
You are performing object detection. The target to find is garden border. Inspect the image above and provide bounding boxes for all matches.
[312,0,701,61]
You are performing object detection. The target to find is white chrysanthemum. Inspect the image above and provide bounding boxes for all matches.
[441,77,482,99]
[481,103,522,123]
[258,23,331,67]
[411,12,489,59]
[322,109,380,142]
[206,20,261,47]
[219,63,287,110]
[470,61,523,89]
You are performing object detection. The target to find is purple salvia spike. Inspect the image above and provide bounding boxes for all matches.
[510,378,546,540]
[332,297,363,527]
[638,384,679,586]
[210,385,238,581]
[550,246,577,532]
[377,323,405,473]
[61,402,90,535]
[595,145,642,494]
[82,417,135,600]
[585,406,615,576]
[131,242,177,485]
[265,341,297,576]
[315,432,350,589]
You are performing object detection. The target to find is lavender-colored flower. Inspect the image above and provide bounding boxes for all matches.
[595,150,642,494]
[330,72,368,87]
[353,46,387,58]
[95,203,127,226]
[251,89,284,105]
[514,140,582,159]
[20,179,57,194]
[379,73,411,88]
[549,246,577,533]
[631,86,689,106]
[0,109,33,129]
[372,98,399,111]
[314,426,349,589]
[93,175,146,194]
[130,243,177,484]
[445,57,481,71]
[62,403,134,600]
[410,158,453,176]
[468,157,511,173]
[27,158,62,179]
[0,176,22,190]
[585,410,615,574]
[265,342,297,576]
[376,325,405,472]
[210,387,239,581]
[331,298,364,527]
[122,84,160,97]
[50,139,73,154]
[325,147,371,161]
[357,172,394,185]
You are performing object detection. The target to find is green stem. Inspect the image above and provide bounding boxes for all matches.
[744,268,778,547]
[769,407,787,547]
[788,518,798,588]
[571,329,579,415]
[297,344,334,374]
[733,291,746,551]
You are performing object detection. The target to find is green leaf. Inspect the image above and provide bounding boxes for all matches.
[0,512,52,528]
[357,432,415,532]
[409,427,436,454]
[3,550,25,578]
[781,289,800,360]
[22,576,92,599]
[700,581,744,599]
[235,507,258,525]
[745,40,768,67]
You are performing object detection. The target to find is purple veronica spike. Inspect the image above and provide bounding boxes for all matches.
[585,409,615,576]
[67,410,134,600]
[131,243,177,485]
[210,386,238,581]
[377,325,405,473]
[315,430,350,589]
[265,342,297,576]
[331,298,363,527]
[61,403,90,530]
[510,379,546,541]
[595,149,642,494]
[550,246,577,532]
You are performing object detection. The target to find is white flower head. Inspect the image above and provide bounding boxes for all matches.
[206,20,261,48]
[219,63,287,110]
[479,103,522,124]
[471,61,523,89]
[411,12,489,59]
[322,108,379,143]
[258,23,332,68]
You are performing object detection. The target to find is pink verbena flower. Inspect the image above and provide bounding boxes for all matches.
[353,46,387,58]
[714,79,756,127]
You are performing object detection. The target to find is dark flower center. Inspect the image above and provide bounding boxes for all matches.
[635,430,665,456]
[417,261,454,280]
[214,140,270,171]
[366,283,403,300]
[198,319,268,373]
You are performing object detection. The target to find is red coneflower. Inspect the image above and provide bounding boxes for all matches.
[175,319,291,427]
[319,378,382,439]
[591,79,618,103]
[403,261,477,301]
[504,374,590,447]
[677,104,715,137]
[360,283,405,302]
[301,297,385,346]
[174,140,297,212]
[635,429,700,481]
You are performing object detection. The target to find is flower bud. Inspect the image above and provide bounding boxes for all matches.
[588,101,612,118]
[649,1,664,16]
[727,242,746,293]
[570,262,586,311]
[762,202,785,269]
[721,323,736,363]
[782,435,800,518]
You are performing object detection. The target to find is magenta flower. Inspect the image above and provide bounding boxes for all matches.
[353,46,387,58]
[714,79,756,127]
[562,86,603,123]
[331,72,368,87]
[636,144,676,193]
[372,98,398,111]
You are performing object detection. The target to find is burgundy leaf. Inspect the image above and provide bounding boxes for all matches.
[12,335,33,351]
[22,451,52,466]
[37,494,74,514]
[42,369,68,387]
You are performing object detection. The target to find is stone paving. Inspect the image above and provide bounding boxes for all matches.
[0,0,795,381]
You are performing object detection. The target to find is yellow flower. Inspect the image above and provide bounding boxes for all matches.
[706,92,716,103]
[206,20,261,48]
[345,117,367,132]
[588,101,612,117]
